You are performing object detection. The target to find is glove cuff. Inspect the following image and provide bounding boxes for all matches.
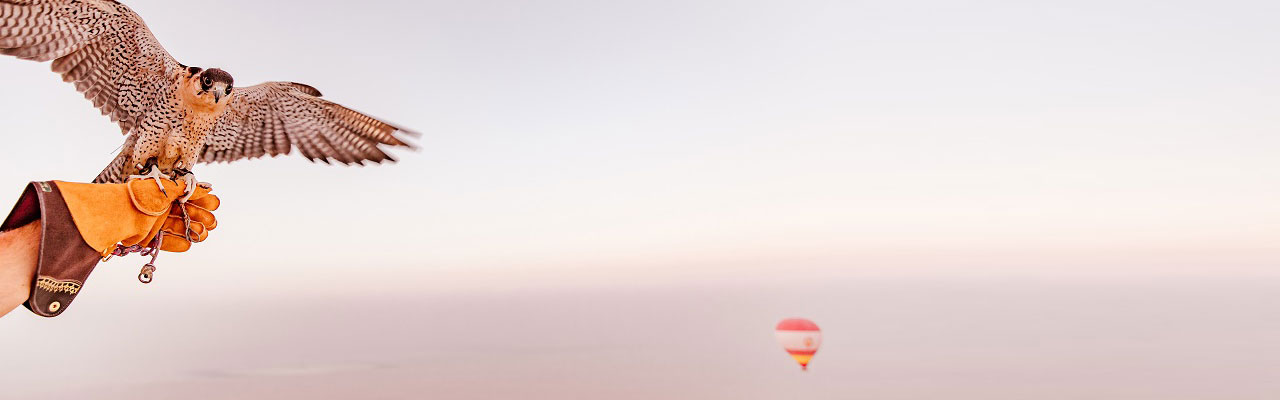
[0,182,102,317]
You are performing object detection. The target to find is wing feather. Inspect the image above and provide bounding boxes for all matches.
[0,0,180,134]
[202,82,417,165]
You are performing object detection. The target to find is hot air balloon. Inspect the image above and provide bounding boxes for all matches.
[775,318,821,371]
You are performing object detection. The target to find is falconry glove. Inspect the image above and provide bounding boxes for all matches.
[0,179,221,317]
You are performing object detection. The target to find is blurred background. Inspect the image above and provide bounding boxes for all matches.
[1,0,1277,398]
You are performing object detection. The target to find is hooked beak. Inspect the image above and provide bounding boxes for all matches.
[213,91,223,103]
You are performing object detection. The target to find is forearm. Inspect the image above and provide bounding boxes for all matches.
[0,221,40,318]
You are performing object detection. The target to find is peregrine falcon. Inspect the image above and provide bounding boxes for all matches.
[0,0,418,197]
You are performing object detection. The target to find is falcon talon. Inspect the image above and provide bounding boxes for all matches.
[128,167,171,196]
[175,173,198,203]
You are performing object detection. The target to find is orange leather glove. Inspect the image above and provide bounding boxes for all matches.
[1,179,222,316]
[156,185,220,252]
[56,179,220,255]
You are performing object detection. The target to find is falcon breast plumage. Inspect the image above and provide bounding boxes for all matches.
[0,0,417,193]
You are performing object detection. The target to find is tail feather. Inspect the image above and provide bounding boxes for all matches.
[94,137,134,183]
[93,153,127,183]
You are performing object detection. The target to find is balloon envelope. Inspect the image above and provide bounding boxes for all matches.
[775,318,822,370]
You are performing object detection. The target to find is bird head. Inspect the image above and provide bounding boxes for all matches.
[184,66,235,106]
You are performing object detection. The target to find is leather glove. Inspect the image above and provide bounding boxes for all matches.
[1,179,222,316]
[56,179,219,255]
[155,184,220,252]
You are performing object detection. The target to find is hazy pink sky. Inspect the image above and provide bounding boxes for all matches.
[1,0,1277,296]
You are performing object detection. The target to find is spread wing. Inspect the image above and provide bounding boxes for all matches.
[0,0,181,134]
[201,82,418,165]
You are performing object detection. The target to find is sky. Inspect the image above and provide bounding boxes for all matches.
[1,1,1278,398]
[0,0,1276,295]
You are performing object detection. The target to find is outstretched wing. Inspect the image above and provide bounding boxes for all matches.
[0,0,181,134]
[201,82,417,165]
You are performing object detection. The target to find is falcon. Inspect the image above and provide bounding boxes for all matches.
[0,0,417,199]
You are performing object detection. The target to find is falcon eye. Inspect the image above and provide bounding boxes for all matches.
[202,77,212,86]
[225,86,233,95]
